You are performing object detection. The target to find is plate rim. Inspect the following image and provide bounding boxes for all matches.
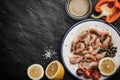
[60,19,120,80]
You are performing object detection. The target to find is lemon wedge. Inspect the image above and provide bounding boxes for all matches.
[45,60,65,80]
[98,57,116,76]
[27,64,44,80]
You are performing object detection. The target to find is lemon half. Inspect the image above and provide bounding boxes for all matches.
[45,60,65,80]
[98,57,116,76]
[27,64,44,80]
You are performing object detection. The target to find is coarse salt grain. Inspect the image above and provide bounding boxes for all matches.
[43,49,57,59]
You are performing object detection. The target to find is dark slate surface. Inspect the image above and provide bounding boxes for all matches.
[0,0,120,80]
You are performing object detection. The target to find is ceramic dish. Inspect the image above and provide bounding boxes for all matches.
[65,0,92,20]
[61,19,120,80]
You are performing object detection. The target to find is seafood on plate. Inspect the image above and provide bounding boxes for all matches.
[69,27,117,79]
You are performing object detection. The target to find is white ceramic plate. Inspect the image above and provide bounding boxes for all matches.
[61,19,120,80]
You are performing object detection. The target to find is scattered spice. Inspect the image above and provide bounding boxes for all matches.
[42,46,57,60]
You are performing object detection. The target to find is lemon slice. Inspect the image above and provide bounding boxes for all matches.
[27,64,44,80]
[45,60,65,80]
[98,57,116,76]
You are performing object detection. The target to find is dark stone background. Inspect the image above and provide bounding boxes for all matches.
[0,0,120,80]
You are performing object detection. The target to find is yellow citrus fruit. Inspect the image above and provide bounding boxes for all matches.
[27,64,44,80]
[98,57,116,76]
[45,60,65,80]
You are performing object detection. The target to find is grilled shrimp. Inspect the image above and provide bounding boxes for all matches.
[78,31,88,41]
[86,61,98,69]
[81,46,93,54]
[78,61,98,70]
[73,42,85,54]
[70,55,83,64]
[101,31,110,41]
[88,46,93,53]
[102,35,112,49]
[84,34,91,45]
[70,28,114,76]
[84,54,96,61]
[95,52,106,60]
[78,61,90,71]
[91,47,101,55]
[89,34,97,45]
[89,27,100,35]
[92,37,102,49]
[72,37,79,51]
[100,31,112,49]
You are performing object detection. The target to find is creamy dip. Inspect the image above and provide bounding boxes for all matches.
[69,0,89,17]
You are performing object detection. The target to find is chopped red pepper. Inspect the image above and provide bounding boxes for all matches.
[91,0,120,23]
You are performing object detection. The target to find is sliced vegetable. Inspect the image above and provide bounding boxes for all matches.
[83,69,93,79]
[91,3,116,18]
[92,70,101,80]
[91,0,120,23]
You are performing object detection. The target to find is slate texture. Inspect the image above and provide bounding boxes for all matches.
[0,0,120,80]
